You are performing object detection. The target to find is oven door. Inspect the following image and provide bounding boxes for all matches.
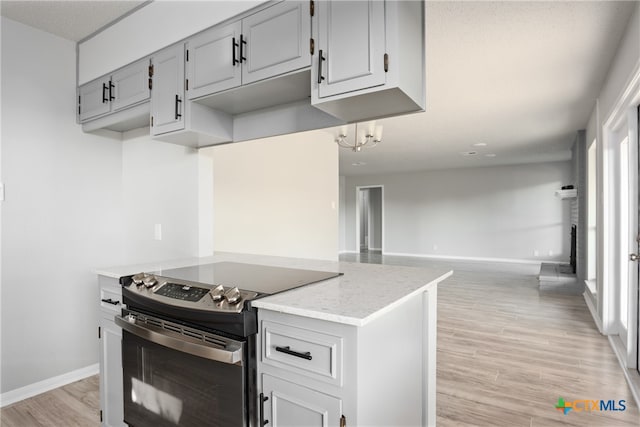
[116,313,246,427]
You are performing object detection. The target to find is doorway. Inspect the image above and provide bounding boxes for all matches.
[356,186,383,254]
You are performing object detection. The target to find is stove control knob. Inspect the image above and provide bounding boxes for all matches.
[209,285,225,302]
[143,275,157,288]
[132,273,145,286]
[225,287,242,305]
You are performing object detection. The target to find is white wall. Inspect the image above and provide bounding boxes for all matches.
[343,161,572,262]
[584,2,640,328]
[78,1,265,84]
[1,17,205,397]
[205,129,339,261]
[121,128,201,264]
[1,18,124,393]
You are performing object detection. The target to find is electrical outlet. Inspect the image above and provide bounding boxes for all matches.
[533,250,539,257]
[154,224,162,241]
[433,244,438,251]
[548,250,554,257]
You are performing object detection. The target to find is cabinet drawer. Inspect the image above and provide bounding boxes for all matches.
[99,285,122,313]
[262,320,343,387]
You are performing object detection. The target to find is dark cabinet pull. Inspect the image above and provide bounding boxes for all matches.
[101,298,120,306]
[102,83,108,103]
[240,34,247,63]
[109,80,115,101]
[175,95,182,120]
[275,345,312,360]
[259,393,269,425]
[317,49,325,84]
[232,37,239,66]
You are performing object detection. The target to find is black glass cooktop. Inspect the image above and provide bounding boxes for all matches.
[154,262,341,296]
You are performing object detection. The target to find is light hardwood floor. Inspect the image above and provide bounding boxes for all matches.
[343,252,640,426]
[0,374,99,426]
[1,254,639,426]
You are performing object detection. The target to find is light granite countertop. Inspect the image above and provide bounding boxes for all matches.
[97,252,452,327]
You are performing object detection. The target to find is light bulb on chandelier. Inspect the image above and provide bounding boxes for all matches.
[335,122,383,152]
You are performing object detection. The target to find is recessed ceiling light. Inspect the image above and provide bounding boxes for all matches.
[461,151,477,156]
[472,142,487,147]
[485,153,497,158]
[351,161,367,166]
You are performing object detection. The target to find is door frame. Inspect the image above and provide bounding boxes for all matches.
[355,185,384,254]
[602,65,640,368]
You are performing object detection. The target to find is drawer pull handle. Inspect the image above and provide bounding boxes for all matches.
[259,392,269,425]
[101,298,120,306]
[275,345,312,360]
[317,49,325,84]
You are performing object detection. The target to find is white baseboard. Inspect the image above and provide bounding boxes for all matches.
[340,250,557,266]
[368,247,382,251]
[583,291,603,333]
[0,363,99,408]
[382,251,544,265]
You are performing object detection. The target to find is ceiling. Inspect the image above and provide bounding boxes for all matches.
[0,0,146,42]
[339,1,635,176]
[0,1,635,176]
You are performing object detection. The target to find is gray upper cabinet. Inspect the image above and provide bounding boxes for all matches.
[79,57,150,123]
[241,0,310,85]
[151,44,185,136]
[110,60,151,112]
[312,0,426,122]
[79,78,112,122]
[186,21,242,99]
[316,0,386,99]
[186,1,311,100]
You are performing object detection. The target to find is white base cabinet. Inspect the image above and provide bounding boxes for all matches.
[98,276,125,427]
[257,286,438,427]
[262,374,343,427]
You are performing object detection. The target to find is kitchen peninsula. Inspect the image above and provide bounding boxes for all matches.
[97,253,452,427]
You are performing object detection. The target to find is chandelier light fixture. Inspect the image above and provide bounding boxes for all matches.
[335,122,383,152]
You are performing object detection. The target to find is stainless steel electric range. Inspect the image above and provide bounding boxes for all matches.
[116,261,341,427]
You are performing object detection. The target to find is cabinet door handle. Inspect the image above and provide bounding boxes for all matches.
[275,345,312,360]
[317,49,325,84]
[109,80,115,101]
[259,393,269,425]
[102,83,108,103]
[240,34,247,63]
[232,37,239,66]
[175,94,182,120]
[101,298,120,306]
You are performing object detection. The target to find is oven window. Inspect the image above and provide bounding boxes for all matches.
[122,331,245,427]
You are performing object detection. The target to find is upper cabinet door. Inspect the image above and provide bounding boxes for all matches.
[317,0,386,98]
[110,58,150,112]
[186,21,242,100]
[151,44,185,136]
[79,78,111,122]
[242,1,311,85]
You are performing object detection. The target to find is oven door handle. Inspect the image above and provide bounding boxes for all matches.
[115,314,243,365]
